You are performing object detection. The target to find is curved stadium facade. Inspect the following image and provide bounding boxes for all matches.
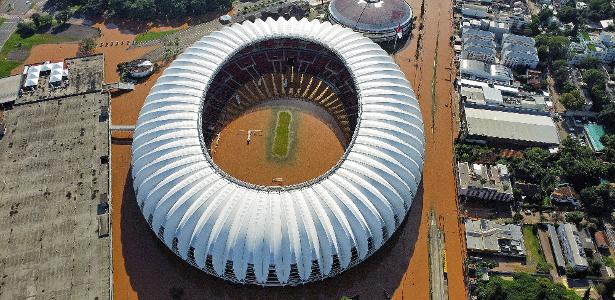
[131,17,424,286]
[328,0,413,42]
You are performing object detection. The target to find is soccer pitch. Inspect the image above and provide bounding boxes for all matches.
[272,111,292,158]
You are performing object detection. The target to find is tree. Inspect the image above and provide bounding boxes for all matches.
[55,9,72,24]
[560,90,585,110]
[598,104,615,131]
[580,184,615,215]
[536,34,570,63]
[565,211,585,225]
[583,69,607,89]
[475,273,580,300]
[557,138,605,190]
[16,21,36,36]
[576,56,601,70]
[37,14,53,31]
[31,12,41,28]
[78,38,96,56]
[558,6,579,23]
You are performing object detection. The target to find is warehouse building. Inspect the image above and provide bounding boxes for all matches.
[462,107,560,148]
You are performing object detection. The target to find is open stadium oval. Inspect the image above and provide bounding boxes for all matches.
[131,17,425,286]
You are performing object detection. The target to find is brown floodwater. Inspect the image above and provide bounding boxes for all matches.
[110,0,465,296]
[11,43,80,75]
[211,105,344,187]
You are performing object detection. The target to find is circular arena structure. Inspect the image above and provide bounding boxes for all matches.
[131,17,424,286]
[328,0,413,42]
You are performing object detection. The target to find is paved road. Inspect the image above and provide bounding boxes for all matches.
[0,15,19,48]
[0,0,34,15]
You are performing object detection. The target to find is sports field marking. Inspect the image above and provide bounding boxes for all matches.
[271,111,292,158]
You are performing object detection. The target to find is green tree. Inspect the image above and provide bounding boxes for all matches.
[560,90,585,110]
[598,104,615,131]
[558,6,579,23]
[580,184,615,215]
[16,21,36,36]
[37,14,53,31]
[78,38,96,56]
[536,34,570,63]
[565,211,585,225]
[55,9,72,24]
[475,273,580,300]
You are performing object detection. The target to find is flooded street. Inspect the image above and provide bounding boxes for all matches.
[109,0,464,297]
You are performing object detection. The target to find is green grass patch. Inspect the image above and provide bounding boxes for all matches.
[0,17,5,27]
[581,32,590,41]
[522,225,548,269]
[134,29,179,43]
[0,32,75,78]
[603,255,615,268]
[588,43,597,51]
[271,111,292,158]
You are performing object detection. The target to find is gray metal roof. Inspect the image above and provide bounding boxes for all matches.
[465,107,560,145]
[547,224,566,269]
[0,75,21,104]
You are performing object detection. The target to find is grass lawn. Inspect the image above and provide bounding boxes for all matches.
[272,111,292,158]
[581,32,590,41]
[522,225,548,270]
[134,29,180,43]
[0,32,75,78]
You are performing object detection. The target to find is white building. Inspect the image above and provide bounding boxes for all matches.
[465,219,526,256]
[461,85,548,112]
[457,162,514,201]
[131,17,425,286]
[501,34,539,69]
[570,32,615,64]
[488,21,510,41]
[558,223,589,272]
[460,59,513,84]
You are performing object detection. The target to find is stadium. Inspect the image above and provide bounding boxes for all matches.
[131,17,424,286]
[328,0,413,43]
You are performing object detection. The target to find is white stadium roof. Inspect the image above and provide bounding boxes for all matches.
[131,17,424,286]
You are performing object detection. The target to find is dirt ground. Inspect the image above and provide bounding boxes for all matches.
[109,0,464,297]
[212,105,344,186]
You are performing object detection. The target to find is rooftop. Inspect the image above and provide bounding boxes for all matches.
[465,219,525,256]
[328,0,412,33]
[464,107,560,145]
[458,162,513,195]
[0,55,110,298]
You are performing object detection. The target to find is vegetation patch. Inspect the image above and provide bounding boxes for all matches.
[522,225,550,272]
[135,29,180,43]
[475,272,580,300]
[271,111,292,158]
[0,33,75,78]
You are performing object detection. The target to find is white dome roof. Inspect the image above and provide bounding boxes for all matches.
[131,17,424,286]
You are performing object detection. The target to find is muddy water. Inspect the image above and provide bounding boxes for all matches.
[390,0,466,298]
[212,106,344,186]
[110,0,464,297]
[92,22,158,83]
